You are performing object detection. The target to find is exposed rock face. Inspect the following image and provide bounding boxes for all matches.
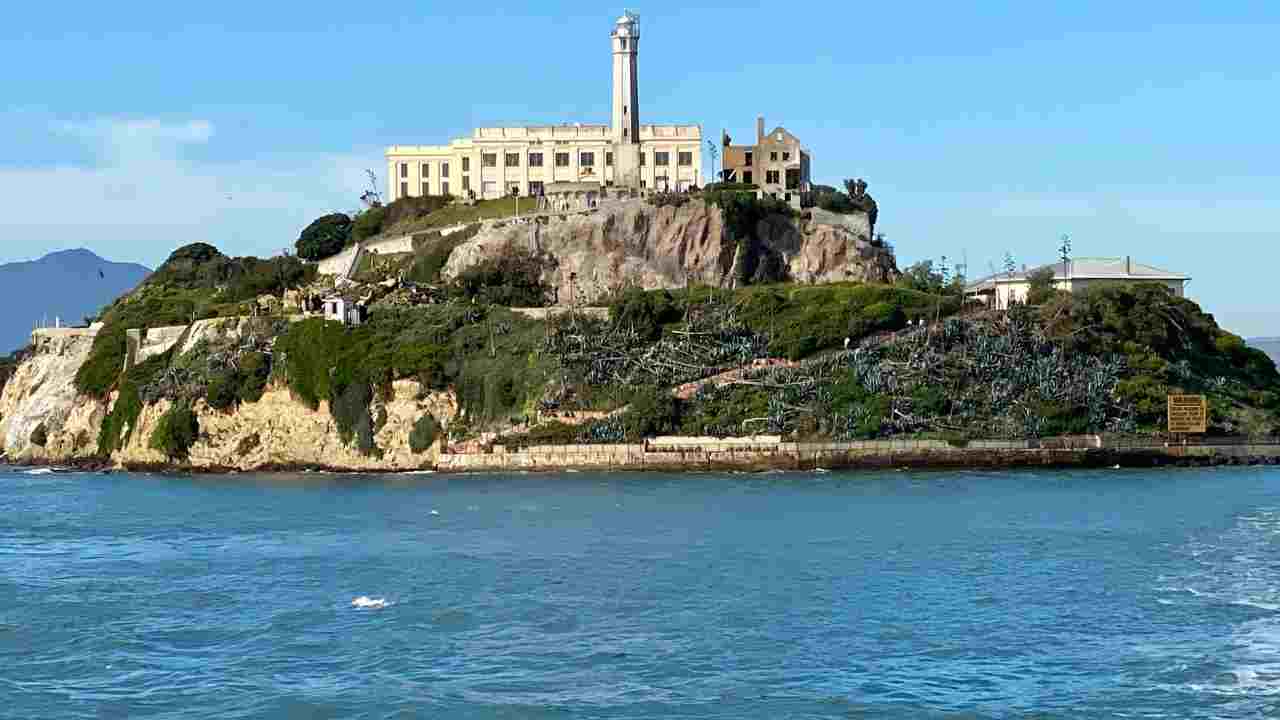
[116,380,458,471]
[1,326,459,471]
[442,199,897,304]
[0,332,109,462]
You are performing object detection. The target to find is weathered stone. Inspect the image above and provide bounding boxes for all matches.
[0,333,109,462]
[441,199,897,304]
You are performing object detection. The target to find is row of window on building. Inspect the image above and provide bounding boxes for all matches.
[740,150,794,165]
[398,150,694,180]
[399,174,697,199]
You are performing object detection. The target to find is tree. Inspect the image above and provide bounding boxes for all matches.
[898,261,945,294]
[295,213,352,260]
[1026,267,1057,306]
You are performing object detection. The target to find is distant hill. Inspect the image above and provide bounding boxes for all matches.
[0,249,150,353]
[1250,338,1280,367]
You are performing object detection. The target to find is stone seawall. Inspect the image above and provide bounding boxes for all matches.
[436,440,1280,473]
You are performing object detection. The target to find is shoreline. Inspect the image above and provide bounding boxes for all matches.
[6,442,1280,475]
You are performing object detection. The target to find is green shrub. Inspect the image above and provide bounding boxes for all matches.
[332,380,378,455]
[450,248,554,307]
[407,224,480,285]
[351,206,388,243]
[295,213,352,260]
[97,351,173,456]
[610,287,680,341]
[409,414,440,454]
[149,403,199,459]
[622,386,679,438]
[1025,267,1057,306]
[205,372,238,410]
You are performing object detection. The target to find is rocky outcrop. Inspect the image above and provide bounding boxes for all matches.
[1,325,459,471]
[116,380,458,471]
[442,199,897,304]
[0,331,109,462]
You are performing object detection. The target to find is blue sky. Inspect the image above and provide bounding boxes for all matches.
[1,1,1277,335]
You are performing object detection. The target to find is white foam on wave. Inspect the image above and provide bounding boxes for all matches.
[23,468,54,475]
[351,596,392,610]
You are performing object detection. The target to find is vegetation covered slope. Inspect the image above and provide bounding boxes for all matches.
[529,283,1280,444]
[75,243,314,398]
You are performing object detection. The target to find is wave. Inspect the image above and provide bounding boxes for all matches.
[351,596,392,610]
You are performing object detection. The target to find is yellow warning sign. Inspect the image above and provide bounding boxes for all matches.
[1167,394,1208,434]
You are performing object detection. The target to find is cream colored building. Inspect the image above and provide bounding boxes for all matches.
[965,256,1189,310]
[386,13,702,202]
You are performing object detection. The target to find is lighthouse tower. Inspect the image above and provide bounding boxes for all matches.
[610,12,642,188]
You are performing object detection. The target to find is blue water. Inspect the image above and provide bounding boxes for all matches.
[4,467,1280,719]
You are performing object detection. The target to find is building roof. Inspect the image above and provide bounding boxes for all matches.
[966,257,1189,291]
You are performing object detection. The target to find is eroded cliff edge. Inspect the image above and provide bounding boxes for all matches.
[440,201,896,303]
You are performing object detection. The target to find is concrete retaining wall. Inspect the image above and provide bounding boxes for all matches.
[435,439,1280,473]
[125,325,189,367]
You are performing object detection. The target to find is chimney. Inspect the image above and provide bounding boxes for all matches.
[1126,256,1132,275]
[757,115,765,143]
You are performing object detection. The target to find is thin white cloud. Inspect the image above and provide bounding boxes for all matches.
[0,116,376,265]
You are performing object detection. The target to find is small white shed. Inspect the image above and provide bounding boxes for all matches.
[323,296,366,326]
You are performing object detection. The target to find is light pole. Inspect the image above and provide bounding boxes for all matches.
[705,139,719,186]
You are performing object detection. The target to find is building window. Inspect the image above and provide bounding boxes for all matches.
[766,170,780,184]
[442,181,450,196]
[400,181,408,198]
[441,162,449,178]
[462,176,470,191]
[421,181,429,196]
[555,152,570,167]
[639,153,646,166]
[782,151,791,161]
[421,163,429,178]
[529,152,544,167]
[529,181,544,196]
[622,128,628,139]
[399,163,408,179]
[785,167,800,190]
[508,182,520,196]
[579,151,594,167]
[654,151,670,166]
[770,152,778,162]
[462,157,470,172]
[785,193,791,203]
[606,152,613,166]
[640,179,647,188]
[505,153,520,167]
[744,151,753,165]
[677,151,693,167]
[743,170,753,185]
[482,153,497,168]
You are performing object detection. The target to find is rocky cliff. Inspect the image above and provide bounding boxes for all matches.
[117,381,457,471]
[0,327,458,471]
[0,331,109,463]
[442,200,896,304]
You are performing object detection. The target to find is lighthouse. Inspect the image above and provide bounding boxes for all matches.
[610,12,643,188]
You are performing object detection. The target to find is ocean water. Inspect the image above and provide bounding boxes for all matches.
[3,466,1280,719]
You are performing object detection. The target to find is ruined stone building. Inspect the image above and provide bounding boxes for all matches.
[720,117,813,209]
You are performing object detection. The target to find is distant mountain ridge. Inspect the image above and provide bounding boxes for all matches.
[1250,337,1280,367]
[0,248,151,353]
